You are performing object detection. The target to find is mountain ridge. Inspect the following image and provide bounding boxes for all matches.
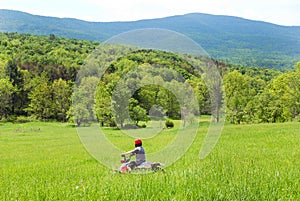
[1,9,300,69]
[1,9,297,27]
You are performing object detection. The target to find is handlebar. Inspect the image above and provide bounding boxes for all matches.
[120,154,131,163]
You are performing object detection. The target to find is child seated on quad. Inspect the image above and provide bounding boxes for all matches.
[121,138,146,171]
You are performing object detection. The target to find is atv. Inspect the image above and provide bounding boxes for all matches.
[118,154,164,173]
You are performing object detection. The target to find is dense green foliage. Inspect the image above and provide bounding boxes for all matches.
[93,50,202,127]
[89,48,297,126]
[0,32,98,120]
[1,9,300,69]
[0,32,99,81]
[224,63,300,124]
[0,32,299,125]
[0,121,299,200]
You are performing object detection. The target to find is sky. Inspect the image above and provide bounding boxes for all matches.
[1,0,300,26]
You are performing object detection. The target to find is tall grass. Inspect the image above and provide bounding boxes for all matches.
[0,121,299,200]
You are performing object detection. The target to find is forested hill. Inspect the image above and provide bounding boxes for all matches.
[1,9,300,69]
[0,32,299,125]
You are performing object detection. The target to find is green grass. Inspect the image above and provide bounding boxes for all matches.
[0,120,299,200]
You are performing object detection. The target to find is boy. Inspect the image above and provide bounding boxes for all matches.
[121,138,146,171]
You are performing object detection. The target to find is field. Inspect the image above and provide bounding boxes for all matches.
[0,119,300,200]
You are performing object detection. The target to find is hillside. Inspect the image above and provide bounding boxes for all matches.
[0,32,299,125]
[1,9,300,69]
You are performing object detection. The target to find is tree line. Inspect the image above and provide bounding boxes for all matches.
[0,32,299,125]
[0,32,98,121]
[224,63,300,124]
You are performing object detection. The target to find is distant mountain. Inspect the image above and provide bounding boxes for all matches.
[1,9,300,69]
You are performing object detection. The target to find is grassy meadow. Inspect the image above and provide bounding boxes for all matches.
[0,119,299,200]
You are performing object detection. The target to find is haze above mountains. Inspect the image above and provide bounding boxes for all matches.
[0,9,300,69]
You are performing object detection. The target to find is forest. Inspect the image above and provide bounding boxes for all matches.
[0,32,299,125]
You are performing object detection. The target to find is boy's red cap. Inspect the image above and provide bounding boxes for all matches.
[134,138,142,145]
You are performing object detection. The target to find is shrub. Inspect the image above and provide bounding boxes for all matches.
[140,123,147,128]
[165,120,174,128]
[15,116,32,123]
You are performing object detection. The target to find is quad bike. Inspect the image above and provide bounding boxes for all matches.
[118,154,165,173]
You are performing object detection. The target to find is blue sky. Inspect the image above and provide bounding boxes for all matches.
[1,0,300,26]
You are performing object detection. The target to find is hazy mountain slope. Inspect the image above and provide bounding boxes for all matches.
[1,9,300,69]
